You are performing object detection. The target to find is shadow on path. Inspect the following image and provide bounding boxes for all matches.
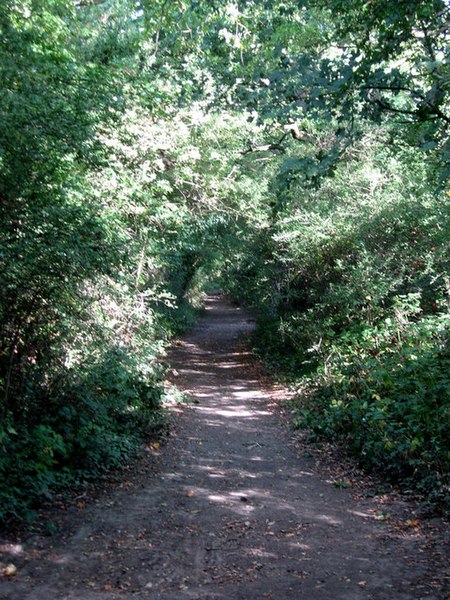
[0,296,447,599]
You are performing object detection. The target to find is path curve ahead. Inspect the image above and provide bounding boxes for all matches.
[0,295,447,599]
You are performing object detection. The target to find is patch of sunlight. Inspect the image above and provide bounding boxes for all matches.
[348,510,372,518]
[195,406,249,417]
[231,390,258,399]
[207,493,256,514]
[208,493,233,503]
[196,404,271,418]
[292,470,315,477]
[229,489,277,503]
[316,514,343,526]
[0,544,24,556]
[287,542,311,551]
[203,419,223,427]
[53,554,73,565]
[165,472,185,481]
[216,409,255,417]
[248,548,278,559]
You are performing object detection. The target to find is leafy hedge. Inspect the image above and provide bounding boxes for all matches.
[1,0,448,522]
[291,310,449,509]
[223,124,450,509]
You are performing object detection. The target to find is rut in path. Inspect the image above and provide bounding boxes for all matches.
[0,295,447,600]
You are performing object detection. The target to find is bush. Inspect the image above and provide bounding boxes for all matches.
[226,126,450,509]
[0,343,166,523]
[291,307,449,509]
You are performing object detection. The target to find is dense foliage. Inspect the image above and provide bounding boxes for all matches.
[0,0,448,522]
[220,0,449,509]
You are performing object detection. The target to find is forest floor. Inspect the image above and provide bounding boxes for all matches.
[0,295,448,599]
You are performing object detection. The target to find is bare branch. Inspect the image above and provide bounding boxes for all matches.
[241,143,286,155]
[375,99,450,126]
[75,0,109,7]
[362,85,426,101]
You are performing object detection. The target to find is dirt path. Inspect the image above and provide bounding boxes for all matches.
[0,295,448,599]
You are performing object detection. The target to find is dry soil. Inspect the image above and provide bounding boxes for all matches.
[0,295,448,599]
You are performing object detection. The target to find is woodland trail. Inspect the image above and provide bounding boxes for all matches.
[0,295,448,599]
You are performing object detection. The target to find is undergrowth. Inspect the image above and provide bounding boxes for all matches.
[289,310,450,513]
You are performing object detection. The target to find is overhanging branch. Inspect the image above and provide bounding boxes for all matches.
[241,125,310,156]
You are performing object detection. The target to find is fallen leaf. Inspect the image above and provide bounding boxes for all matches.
[3,564,17,577]
[405,519,420,528]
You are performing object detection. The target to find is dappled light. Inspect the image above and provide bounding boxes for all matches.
[0,0,448,597]
[0,296,447,598]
